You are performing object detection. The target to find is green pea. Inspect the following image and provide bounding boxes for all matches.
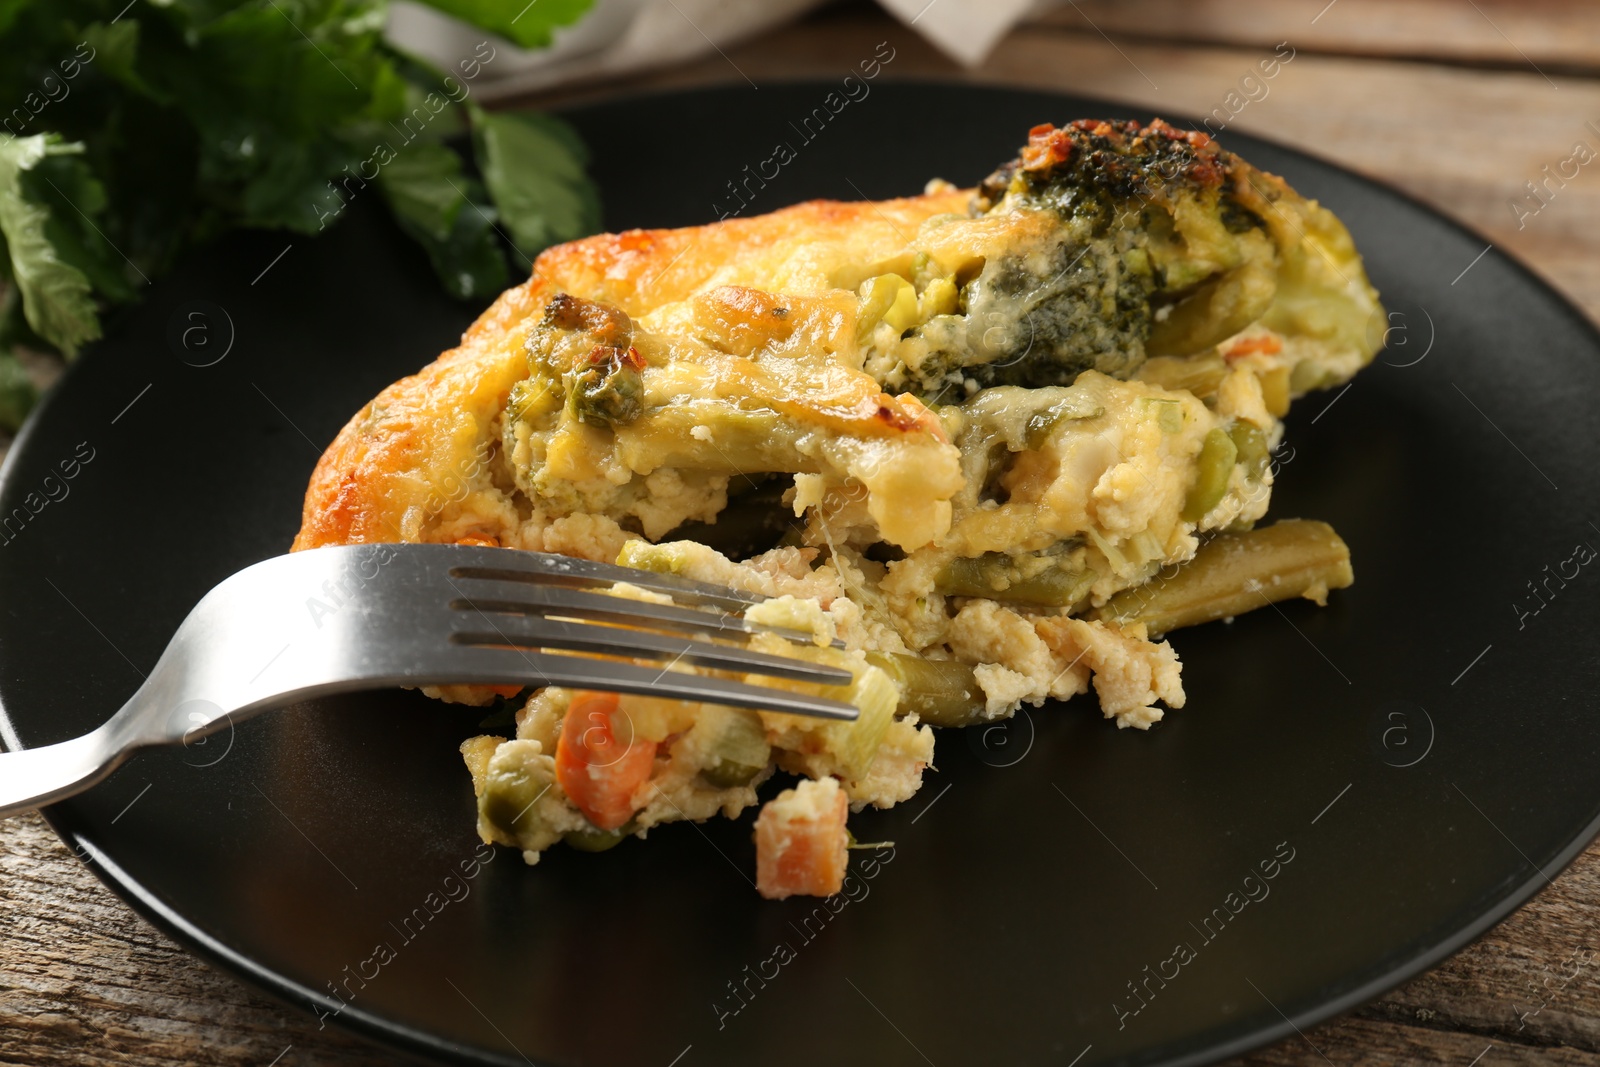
[479,746,554,845]
[701,758,765,789]
[690,706,770,789]
[564,820,636,853]
[1227,421,1270,480]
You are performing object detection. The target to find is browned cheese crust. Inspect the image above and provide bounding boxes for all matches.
[293,188,971,552]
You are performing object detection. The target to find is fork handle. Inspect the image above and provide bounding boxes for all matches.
[0,729,126,819]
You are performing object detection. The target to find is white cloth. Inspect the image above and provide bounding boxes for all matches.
[875,0,1042,66]
[387,0,1058,101]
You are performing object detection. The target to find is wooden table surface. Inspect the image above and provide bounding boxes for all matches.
[4,1,1598,1064]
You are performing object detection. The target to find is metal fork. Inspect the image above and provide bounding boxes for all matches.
[0,543,858,819]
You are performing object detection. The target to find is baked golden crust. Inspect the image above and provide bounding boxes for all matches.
[529,188,972,316]
[293,189,971,553]
[295,121,1380,891]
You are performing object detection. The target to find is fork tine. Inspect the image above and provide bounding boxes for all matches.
[448,581,832,647]
[440,646,859,720]
[443,550,854,647]
[410,544,847,647]
[448,551,763,610]
[449,615,853,685]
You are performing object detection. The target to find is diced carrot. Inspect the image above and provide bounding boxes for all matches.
[1224,334,1283,359]
[554,690,656,830]
[754,778,849,900]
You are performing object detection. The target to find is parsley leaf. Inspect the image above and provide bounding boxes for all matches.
[0,0,600,426]
[376,139,508,299]
[0,134,101,357]
[472,107,601,268]
[411,0,594,50]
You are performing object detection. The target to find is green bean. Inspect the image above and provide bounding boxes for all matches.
[935,552,1096,607]
[1136,355,1229,400]
[1095,519,1353,636]
[616,402,816,475]
[865,651,985,728]
[962,386,1102,453]
[1182,427,1238,522]
[935,554,1012,598]
[1145,235,1278,357]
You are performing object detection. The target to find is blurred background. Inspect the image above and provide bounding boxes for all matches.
[1,2,1596,1066]
[0,0,1594,449]
[430,0,1600,318]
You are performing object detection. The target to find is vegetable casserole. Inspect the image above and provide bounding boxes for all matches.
[295,120,1383,898]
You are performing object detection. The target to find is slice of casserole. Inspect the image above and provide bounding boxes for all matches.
[296,120,1382,896]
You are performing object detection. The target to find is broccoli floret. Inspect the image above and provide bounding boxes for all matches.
[522,292,645,428]
[900,118,1373,398]
[566,343,644,428]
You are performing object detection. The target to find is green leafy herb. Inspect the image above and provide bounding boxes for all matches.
[0,0,599,428]
[376,139,509,299]
[412,0,594,50]
[0,134,102,357]
[473,106,602,267]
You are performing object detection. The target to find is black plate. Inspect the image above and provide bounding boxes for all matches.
[4,83,1599,1067]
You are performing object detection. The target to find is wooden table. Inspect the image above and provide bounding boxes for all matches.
[4,2,1598,1064]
